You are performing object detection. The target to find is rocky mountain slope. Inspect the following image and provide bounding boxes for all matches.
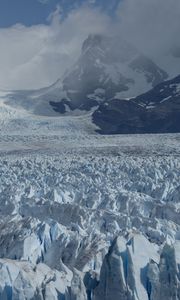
[54,34,167,112]
[4,34,168,116]
[3,34,179,136]
[93,74,180,134]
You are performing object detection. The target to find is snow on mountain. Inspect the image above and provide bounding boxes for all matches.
[93,74,180,134]
[51,34,167,112]
[2,34,168,116]
[135,74,180,107]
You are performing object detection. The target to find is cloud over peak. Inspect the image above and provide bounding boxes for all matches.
[0,5,111,90]
[0,0,179,90]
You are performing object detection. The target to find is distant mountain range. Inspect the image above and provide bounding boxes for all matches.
[3,34,180,134]
[5,35,167,112]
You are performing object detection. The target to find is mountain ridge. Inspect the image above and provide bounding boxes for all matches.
[3,34,169,116]
[93,74,180,134]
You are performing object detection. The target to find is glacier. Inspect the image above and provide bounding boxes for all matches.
[0,147,180,299]
[0,90,180,299]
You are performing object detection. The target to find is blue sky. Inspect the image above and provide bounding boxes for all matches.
[0,0,120,28]
[0,0,118,89]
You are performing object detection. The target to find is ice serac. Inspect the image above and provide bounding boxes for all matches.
[147,241,180,300]
[94,234,158,300]
[94,236,127,300]
[95,235,180,300]
[0,259,71,299]
[69,268,87,300]
[0,146,180,299]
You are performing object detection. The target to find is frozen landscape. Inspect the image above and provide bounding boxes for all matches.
[0,0,180,295]
[0,89,180,299]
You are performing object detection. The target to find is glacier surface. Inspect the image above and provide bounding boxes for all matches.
[0,94,180,299]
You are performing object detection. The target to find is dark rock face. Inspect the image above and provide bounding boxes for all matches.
[93,99,145,134]
[135,74,180,106]
[93,75,180,134]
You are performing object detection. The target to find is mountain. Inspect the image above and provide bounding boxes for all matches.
[93,74,180,134]
[2,34,179,135]
[4,34,168,116]
[50,34,168,113]
[59,35,167,109]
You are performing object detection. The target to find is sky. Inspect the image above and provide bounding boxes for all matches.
[0,0,120,27]
[0,0,179,90]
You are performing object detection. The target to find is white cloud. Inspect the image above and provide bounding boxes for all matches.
[0,5,111,90]
[117,0,180,74]
[0,0,179,90]
[118,0,180,51]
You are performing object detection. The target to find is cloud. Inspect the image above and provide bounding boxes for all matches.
[0,5,111,90]
[117,0,180,74]
[0,0,179,90]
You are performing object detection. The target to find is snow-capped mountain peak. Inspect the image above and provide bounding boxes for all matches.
[2,34,169,116]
